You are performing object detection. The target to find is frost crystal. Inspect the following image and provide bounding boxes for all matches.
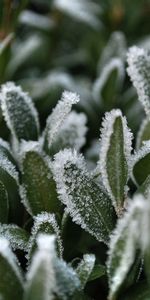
[0,82,39,150]
[53,0,101,29]
[107,194,146,300]
[0,153,19,184]
[93,58,124,103]
[0,237,23,285]
[53,149,115,244]
[76,254,95,289]
[47,111,87,155]
[27,212,63,260]
[127,46,150,116]
[99,109,132,209]
[0,224,29,252]
[44,90,80,150]
[25,234,56,300]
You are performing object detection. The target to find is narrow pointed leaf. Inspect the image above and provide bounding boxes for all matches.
[0,82,39,149]
[93,59,124,109]
[107,195,145,300]
[0,224,29,251]
[24,234,56,300]
[132,142,150,186]
[20,141,60,216]
[0,181,9,223]
[53,149,115,245]
[43,90,80,155]
[88,264,106,282]
[45,111,87,156]
[54,258,80,299]
[27,212,63,261]
[99,109,132,215]
[136,118,150,149]
[127,46,150,116]
[76,254,95,289]
[0,237,24,300]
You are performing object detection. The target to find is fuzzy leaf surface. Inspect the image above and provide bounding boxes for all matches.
[53,149,115,244]
[0,224,29,251]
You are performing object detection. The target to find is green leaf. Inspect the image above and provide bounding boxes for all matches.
[0,149,20,222]
[76,254,95,289]
[0,224,29,251]
[20,141,60,216]
[127,46,150,116]
[88,264,106,282]
[136,117,150,149]
[0,237,24,300]
[0,181,9,223]
[27,212,63,261]
[121,282,150,300]
[43,90,80,155]
[44,111,87,156]
[93,59,124,110]
[99,109,132,216]
[0,82,39,150]
[107,195,145,300]
[24,234,56,300]
[53,149,115,245]
[135,174,150,198]
[132,142,150,186]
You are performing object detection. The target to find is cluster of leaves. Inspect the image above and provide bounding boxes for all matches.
[0,0,150,300]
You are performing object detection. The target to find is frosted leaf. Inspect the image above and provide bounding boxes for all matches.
[53,0,101,29]
[54,258,80,299]
[98,31,127,71]
[45,111,87,156]
[0,152,19,184]
[76,254,95,289]
[135,175,150,199]
[132,141,150,186]
[0,237,24,300]
[127,46,150,116]
[99,109,133,215]
[0,181,9,223]
[0,82,39,151]
[53,149,115,244]
[27,212,63,261]
[6,35,42,77]
[0,224,29,252]
[107,194,146,300]
[24,234,56,300]
[43,90,80,152]
[19,141,60,216]
[19,10,55,31]
[93,58,124,106]
[0,137,17,166]
[136,117,150,149]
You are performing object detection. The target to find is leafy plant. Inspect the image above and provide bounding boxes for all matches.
[0,1,150,299]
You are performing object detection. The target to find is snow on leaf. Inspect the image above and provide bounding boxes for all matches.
[19,141,60,216]
[132,141,150,186]
[27,212,63,261]
[45,111,87,156]
[24,234,56,300]
[0,237,24,300]
[0,181,9,223]
[98,31,127,71]
[54,258,80,300]
[107,194,146,300]
[53,149,115,245]
[127,46,150,116]
[0,224,29,252]
[99,109,133,216]
[93,58,124,106]
[76,254,95,289]
[0,82,39,151]
[43,90,80,153]
[136,117,150,149]
[53,0,101,29]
